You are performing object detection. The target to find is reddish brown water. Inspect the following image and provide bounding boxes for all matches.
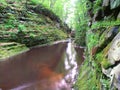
[0,40,84,90]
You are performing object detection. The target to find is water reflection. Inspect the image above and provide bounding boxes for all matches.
[64,41,78,85]
[64,40,85,86]
[12,69,69,90]
[0,40,84,90]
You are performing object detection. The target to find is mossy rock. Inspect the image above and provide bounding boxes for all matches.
[96,46,112,69]
[0,42,29,59]
[99,26,117,46]
[0,2,68,47]
[101,58,111,69]
[75,60,100,90]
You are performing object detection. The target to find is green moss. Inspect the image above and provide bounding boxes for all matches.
[86,30,99,52]
[96,51,112,69]
[75,60,100,90]
[0,2,67,47]
[99,27,115,47]
[75,23,87,46]
[0,42,29,59]
[0,0,7,5]
[30,0,41,5]
[93,0,102,14]
[91,20,120,29]
[101,59,111,69]
[103,43,111,55]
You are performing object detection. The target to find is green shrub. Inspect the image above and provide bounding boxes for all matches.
[86,31,99,51]
[92,20,120,29]
[93,0,102,14]
[96,52,112,69]
[0,0,7,5]
[75,60,100,90]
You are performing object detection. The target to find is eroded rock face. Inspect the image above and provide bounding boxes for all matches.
[108,32,120,64]
[110,64,120,89]
[104,32,120,89]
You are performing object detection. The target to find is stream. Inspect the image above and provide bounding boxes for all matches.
[0,40,84,90]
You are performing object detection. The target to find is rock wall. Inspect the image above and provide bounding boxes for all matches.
[76,0,120,90]
[0,1,69,59]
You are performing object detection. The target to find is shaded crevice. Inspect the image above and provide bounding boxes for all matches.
[112,6,120,19]
[106,60,120,69]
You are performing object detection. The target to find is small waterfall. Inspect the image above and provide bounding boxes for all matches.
[64,39,78,86]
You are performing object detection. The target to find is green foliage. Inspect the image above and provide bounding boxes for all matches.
[18,24,26,32]
[92,20,120,29]
[1,23,67,47]
[101,59,111,69]
[96,51,111,69]
[0,0,7,5]
[5,20,15,29]
[75,48,110,90]
[93,0,102,13]
[75,24,87,46]
[86,31,99,51]
[0,1,67,47]
[4,14,17,29]
[100,75,110,89]
[74,0,89,46]
[30,0,41,5]
[75,59,100,90]
[75,0,88,21]
[0,42,28,59]
[30,0,67,20]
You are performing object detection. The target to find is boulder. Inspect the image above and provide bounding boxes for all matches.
[110,0,120,9]
[102,67,112,77]
[108,32,120,64]
[110,64,120,89]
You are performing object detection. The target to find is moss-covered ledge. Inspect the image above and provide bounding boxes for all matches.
[0,0,68,49]
[0,42,29,60]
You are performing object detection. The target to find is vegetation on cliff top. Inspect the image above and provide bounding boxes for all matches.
[75,0,120,89]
